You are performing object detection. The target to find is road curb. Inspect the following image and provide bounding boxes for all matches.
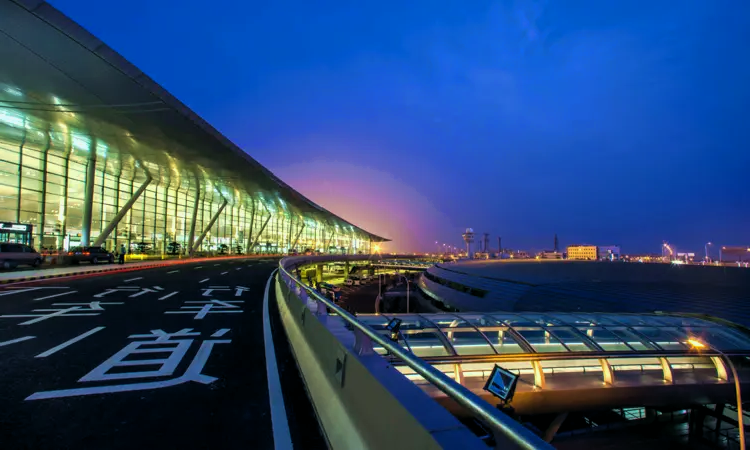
[0,256,259,285]
[0,263,173,284]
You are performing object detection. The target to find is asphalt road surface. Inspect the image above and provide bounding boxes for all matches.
[0,258,326,449]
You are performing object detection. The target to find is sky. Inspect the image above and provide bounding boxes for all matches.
[50,0,750,254]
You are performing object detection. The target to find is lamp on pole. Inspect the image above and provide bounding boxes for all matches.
[375,272,387,314]
[705,242,713,263]
[398,274,411,313]
[688,337,745,449]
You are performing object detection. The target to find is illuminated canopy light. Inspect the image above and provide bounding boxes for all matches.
[0,109,25,128]
[71,132,90,151]
[3,86,23,96]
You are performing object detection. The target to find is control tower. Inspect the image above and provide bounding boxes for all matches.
[462,228,475,259]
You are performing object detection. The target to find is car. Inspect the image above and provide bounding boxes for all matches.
[67,246,115,264]
[0,243,43,269]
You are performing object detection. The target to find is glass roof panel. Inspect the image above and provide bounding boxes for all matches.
[549,327,597,352]
[382,314,436,331]
[484,330,528,354]
[455,314,506,327]
[446,330,495,356]
[427,315,471,328]
[632,327,688,350]
[491,314,538,327]
[611,315,675,326]
[515,314,568,326]
[682,327,750,351]
[403,331,451,357]
[607,328,656,351]
[514,328,569,353]
[578,327,636,352]
[358,315,392,330]
[571,315,627,326]
[655,315,718,327]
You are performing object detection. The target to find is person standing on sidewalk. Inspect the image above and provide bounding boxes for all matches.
[119,244,126,264]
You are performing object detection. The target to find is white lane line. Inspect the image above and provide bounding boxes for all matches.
[263,269,292,449]
[236,267,241,271]
[221,271,228,275]
[167,270,179,274]
[0,287,42,296]
[194,266,203,269]
[158,292,179,301]
[0,336,35,347]
[199,278,209,284]
[124,277,143,282]
[34,291,78,301]
[35,326,105,358]
[212,328,230,337]
[214,264,220,266]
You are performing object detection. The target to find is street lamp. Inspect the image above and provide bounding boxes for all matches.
[688,337,745,450]
[375,272,387,315]
[398,274,411,313]
[705,242,713,263]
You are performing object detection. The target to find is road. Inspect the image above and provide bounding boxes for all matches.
[0,258,326,449]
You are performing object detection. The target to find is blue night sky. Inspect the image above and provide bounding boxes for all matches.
[51,0,749,254]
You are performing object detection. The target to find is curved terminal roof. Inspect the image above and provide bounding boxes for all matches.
[0,0,387,242]
[356,312,750,358]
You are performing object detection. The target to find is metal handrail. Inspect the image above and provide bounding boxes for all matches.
[383,350,746,365]
[278,260,551,450]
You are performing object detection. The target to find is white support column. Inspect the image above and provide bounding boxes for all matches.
[92,174,152,247]
[187,178,201,257]
[80,143,98,246]
[192,200,228,253]
[291,222,306,251]
[249,203,271,253]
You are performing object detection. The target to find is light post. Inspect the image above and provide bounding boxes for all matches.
[375,272,386,315]
[398,274,411,313]
[688,337,745,449]
[705,242,713,263]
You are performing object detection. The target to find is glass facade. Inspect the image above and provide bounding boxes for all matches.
[0,114,377,255]
[354,312,750,358]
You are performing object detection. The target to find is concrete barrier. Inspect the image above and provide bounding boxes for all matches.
[275,257,488,450]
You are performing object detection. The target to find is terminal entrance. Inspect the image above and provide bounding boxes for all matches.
[0,222,34,246]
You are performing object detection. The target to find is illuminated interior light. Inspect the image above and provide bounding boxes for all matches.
[0,109,25,128]
[4,86,23,96]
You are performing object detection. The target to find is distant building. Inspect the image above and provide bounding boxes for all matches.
[598,245,621,261]
[567,245,597,260]
[538,251,563,260]
[720,246,750,262]
[510,251,531,259]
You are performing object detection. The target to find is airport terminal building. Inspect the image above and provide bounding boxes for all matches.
[0,1,386,255]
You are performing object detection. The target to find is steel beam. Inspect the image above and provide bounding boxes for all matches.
[92,174,152,247]
[291,222,306,251]
[249,215,271,253]
[192,200,228,252]
[80,143,98,246]
[325,229,335,253]
[187,178,201,257]
[248,202,271,253]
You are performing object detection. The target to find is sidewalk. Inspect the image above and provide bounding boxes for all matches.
[0,256,266,284]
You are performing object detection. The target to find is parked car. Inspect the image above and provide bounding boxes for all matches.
[0,243,42,269]
[67,246,114,264]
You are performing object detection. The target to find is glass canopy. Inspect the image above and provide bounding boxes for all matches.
[355,312,750,358]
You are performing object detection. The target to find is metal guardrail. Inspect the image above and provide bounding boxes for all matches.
[278,260,552,450]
